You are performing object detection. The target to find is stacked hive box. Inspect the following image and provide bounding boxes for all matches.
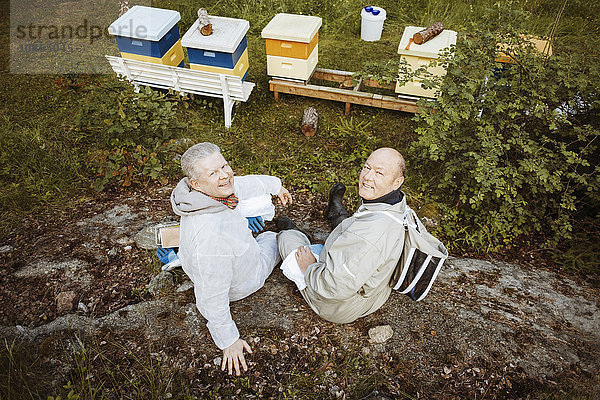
[496,35,552,64]
[182,16,250,81]
[395,26,457,98]
[261,13,322,81]
[108,6,184,67]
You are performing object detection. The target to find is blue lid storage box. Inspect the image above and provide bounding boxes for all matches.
[108,6,181,59]
[182,16,249,73]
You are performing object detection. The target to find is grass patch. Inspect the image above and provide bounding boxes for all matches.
[0,330,409,399]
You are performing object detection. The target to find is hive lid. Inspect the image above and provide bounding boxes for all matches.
[108,6,181,41]
[261,13,322,43]
[181,16,249,52]
[397,26,457,58]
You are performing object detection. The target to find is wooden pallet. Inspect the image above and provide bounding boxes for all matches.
[269,68,420,115]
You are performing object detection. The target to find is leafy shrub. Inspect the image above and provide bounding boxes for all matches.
[76,81,186,190]
[90,141,182,191]
[410,10,600,250]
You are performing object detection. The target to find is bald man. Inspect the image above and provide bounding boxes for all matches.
[277,148,408,323]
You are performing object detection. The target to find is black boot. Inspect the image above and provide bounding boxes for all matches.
[324,183,350,229]
[275,215,300,231]
[275,215,313,241]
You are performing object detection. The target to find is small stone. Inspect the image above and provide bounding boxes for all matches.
[116,236,133,245]
[107,248,118,257]
[177,281,194,292]
[134,225,158,250]
[361,347,371,356]
[184,304,203,336]
[213,356,222,366]
[78,302,89,313]
[0,245,14,253]
[57,291,79,313]
[123,245,132,251]
[148,271,174,295]
[368,325,393,343]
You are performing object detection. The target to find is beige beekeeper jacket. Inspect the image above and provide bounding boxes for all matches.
[303,197,407,323]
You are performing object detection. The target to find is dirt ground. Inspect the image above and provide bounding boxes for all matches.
[1,184,599,399]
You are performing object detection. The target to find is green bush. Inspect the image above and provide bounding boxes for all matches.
[410,11,600,250]
[76,81,186,190]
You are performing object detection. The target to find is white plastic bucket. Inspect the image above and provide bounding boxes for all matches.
[360,6,386,41]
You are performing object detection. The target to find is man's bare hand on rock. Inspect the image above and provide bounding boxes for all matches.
[221,338,252,376]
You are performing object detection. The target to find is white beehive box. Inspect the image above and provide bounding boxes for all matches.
[395,26,457,98]
[266,44,319,80]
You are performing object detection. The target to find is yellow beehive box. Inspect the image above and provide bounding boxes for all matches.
[262,13,322,79]
[496,35,552,64]
[395,26,457,98]
[265,32,319,59]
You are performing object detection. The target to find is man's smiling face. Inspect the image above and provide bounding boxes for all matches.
[358,148,404,200]
[190,151,235,198]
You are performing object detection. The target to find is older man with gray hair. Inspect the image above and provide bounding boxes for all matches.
[277,147,407,323]
[171,142,292,376]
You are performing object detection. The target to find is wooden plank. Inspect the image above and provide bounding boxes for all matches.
[361,78,395,90]
[311,68,395,90]
[346,77,364,115]
[269,79,419,113]
[312,68,353,83]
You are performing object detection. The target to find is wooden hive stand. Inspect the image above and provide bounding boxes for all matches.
[268,68,420,115]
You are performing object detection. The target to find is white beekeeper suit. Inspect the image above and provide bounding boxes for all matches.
[170,175,282,349]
